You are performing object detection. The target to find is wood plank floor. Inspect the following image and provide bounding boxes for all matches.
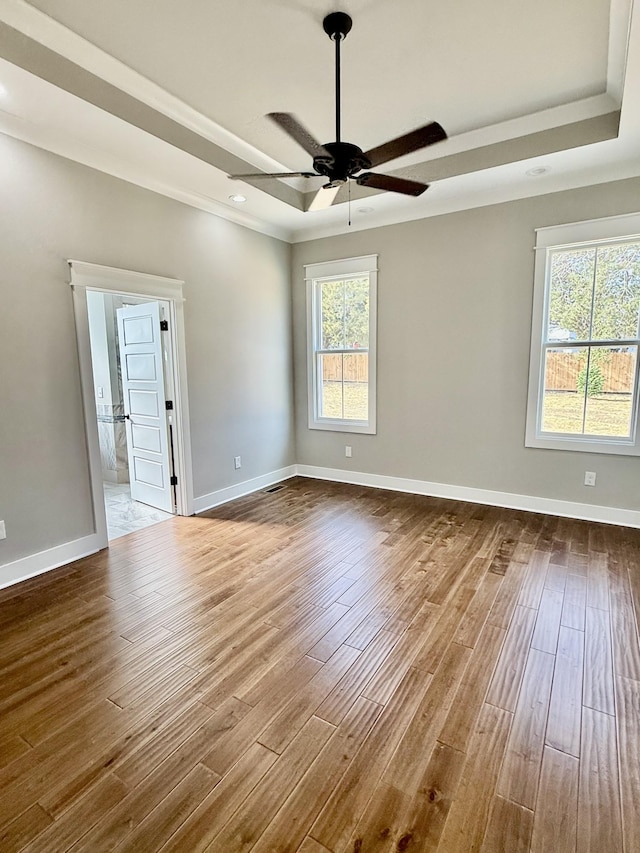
[1,477,639,852]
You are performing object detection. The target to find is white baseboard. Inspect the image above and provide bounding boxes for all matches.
[296,465,640,529]
[0,466,297,591]
[192,465,298,514]
[3,461,637,592]
[0,533,104,591]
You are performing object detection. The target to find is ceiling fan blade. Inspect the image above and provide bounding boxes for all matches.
[356,172,429,196]
[308,184,341,211]
[363,121,447,168]
[229,171,317,180]
[268,113,332,159]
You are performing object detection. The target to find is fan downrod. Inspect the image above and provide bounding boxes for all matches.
[229,9,445,204]
[323,12,352,41]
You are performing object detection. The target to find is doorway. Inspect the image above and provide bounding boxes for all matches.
[70,261,194,550]
[86,292,176,539]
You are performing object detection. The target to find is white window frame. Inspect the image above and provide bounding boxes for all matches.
[525,212,640,456]
[305,255,377,434]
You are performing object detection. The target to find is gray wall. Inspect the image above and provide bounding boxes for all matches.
[3,127,639,573]
[292,178,640,512]
[0,133,294,565]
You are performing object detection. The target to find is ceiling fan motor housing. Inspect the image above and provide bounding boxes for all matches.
[313,142,371,184]
[323,12,353,40]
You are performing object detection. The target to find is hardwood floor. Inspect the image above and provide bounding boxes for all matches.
[1,477,639,852]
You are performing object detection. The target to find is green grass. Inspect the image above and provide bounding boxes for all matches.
[322,382,633,437]
[322,382,631,437]
[542,391,632,436]
[321,381,368,420]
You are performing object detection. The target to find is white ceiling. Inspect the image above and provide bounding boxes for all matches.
[0,0,639,242]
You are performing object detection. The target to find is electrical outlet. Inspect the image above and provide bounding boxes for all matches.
[234,456,242,470]
[97,386,104,399]
[584,471,596,486]
[0,520,6,540]
[345,446,352,458]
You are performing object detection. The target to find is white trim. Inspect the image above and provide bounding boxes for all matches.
[607,0,634,102]
[534,210,640,247]
[0,0,291,179]
[192,466,297,514]
[306,256,378,434]
[525,214,640,455]
[0,109,292,242]
[70,262,195,549]
[0,466,296,590]
[304,255,379,280]
[71,284,109,548]
[68,260,185,298]
[0,534,102,591]
[166,298,195,517]
[0,0,634,245]
[3,461,638,590]
[296,465,640,528]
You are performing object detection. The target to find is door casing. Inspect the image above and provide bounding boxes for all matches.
[70,260,194,550]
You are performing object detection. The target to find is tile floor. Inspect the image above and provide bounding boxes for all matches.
[103,482,174,540]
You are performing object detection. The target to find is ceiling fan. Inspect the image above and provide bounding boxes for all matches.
[229,11,447,211]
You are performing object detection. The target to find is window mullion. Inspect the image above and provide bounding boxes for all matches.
[542,341,640,352]
[581,348,591,435]
[342,281,346,349]
[341,353,345,420]
[316,348,370,355]
[587,246,598,341]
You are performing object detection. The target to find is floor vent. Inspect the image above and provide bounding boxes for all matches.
[264,484,286,493]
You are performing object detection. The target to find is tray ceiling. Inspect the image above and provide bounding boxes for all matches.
[0,0,638,241]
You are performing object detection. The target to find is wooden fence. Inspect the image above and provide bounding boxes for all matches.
[321,351,635,392]
[321,353,369,383]
[546,352,634,393]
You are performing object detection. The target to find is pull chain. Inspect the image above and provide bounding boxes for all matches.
[348,180,351,227]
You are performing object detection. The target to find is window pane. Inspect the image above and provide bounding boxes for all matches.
[592,243,640,341]
[318,353,369,421]
[343,353,369,420]
[320,280,345,350]
[318,353,343,418]
[547,249,595,342]
[584,346,637,437]
[541,347,588,433]
[344,278,370,348]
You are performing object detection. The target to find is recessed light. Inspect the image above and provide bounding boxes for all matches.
[526,167,549,177]
[0,83,7,97]
[357,206,374,214]
[228,194,247,203]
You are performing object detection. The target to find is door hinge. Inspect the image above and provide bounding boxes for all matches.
[170,475,178,486]
[160,319,169,331]
[165,400,174,410]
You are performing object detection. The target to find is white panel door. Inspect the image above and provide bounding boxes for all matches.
[116,302,174,513]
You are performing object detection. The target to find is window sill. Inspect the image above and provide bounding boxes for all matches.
[309,419,376,435]
[525,433,640,456]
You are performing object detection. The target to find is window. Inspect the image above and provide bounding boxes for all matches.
[306,255,377,433]
[526,213,640,455]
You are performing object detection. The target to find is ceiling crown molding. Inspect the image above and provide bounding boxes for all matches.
[0,0,638,242]
[0,0,290,175]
